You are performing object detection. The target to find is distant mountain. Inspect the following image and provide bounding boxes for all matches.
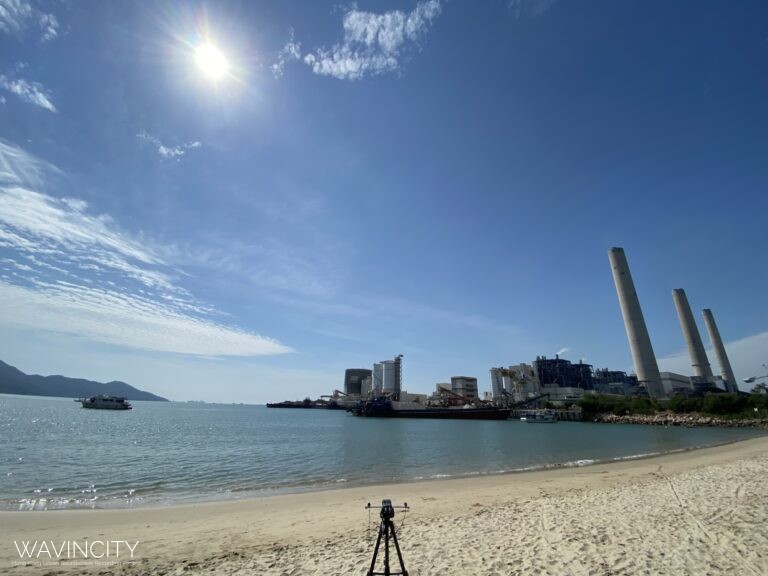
[0,360,168,401]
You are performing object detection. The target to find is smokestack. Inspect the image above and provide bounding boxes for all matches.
[608,247,664,398]
[672,289,714,382]
[702,309,739,393]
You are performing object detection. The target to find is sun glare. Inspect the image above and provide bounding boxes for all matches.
[195,43,229,81]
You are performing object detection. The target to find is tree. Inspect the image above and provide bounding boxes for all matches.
[751,382,768,395]
[701,394,747,416]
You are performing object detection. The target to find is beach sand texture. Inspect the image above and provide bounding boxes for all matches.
[2,436,767,575]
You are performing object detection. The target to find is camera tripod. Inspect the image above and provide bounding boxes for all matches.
[366,499,408,576]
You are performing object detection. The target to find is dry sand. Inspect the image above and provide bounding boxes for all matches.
[2,436,767,575]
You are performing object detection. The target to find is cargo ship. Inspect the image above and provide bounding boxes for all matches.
[351,397,511,420]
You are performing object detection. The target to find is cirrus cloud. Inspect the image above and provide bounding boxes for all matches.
[136,131,202,160]
[0,140,292,357]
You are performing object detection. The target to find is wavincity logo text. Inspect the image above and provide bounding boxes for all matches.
[14,540,139,559]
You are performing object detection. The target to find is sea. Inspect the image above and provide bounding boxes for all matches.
[1,394,765,511]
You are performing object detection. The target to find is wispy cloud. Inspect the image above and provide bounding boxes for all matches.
[0,138,61,187]
[166,181,345,301]
[0,186,176,292]
[136,131,202,160]
[271,29,302,78]
[0,74,56,111]
[267,290,521,339]
[0,0,59,42]
[508,0,558,19]
[303,0,442,80]
[0,280,290,356]
[175,235,342,300]
[369,294,522,336]
[0,140,292,357]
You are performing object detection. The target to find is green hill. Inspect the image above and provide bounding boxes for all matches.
[0,360,168,401]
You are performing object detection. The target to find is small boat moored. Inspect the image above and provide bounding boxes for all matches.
[520,410,557,423]
[75,395,132,410]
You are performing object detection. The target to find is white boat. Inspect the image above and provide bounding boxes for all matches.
[520,411,556,423]
[75,395,132,410]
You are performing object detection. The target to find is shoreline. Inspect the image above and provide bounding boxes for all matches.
[2,436,768,574]
[588,411,768,429]
[4,432,766,513]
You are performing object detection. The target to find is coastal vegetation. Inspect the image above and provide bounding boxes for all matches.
[579,392,768,420]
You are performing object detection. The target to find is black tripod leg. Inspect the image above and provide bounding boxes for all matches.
[388,520,408,576]
[367,523,384,576]
[384,521,390,575]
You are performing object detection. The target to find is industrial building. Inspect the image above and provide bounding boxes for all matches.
[429,379,479,406]
[660,371,693,396]
[490,368,504,399]
[652,371,728,398]
[329,249,743,409]
[451,376,479,402]
[372,362,383,394]
[533,356,594,389]
[593,368,640,396]
[489,359,641,405]
[330,355,405,408]
[372,355,403,398]
[344,369,372,396]
[489,364,540,402]
[368,355,405,399]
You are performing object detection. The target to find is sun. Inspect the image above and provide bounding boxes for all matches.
[195,43,229,81]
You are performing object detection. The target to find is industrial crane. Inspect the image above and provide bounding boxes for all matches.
[433,386,474,407]
[321,390,348,400]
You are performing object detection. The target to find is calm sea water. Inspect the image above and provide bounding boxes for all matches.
[1,394,765,510]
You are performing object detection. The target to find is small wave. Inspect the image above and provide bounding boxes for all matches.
[612,452,661,461]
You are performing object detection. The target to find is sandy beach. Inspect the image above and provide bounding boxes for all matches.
[2,436,767,575]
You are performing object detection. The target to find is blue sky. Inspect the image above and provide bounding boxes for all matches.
[0,0,766,402]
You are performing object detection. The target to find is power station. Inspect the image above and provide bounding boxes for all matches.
[609,247,739,398]
[296,247,744,411]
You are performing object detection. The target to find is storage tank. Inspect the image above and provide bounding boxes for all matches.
[381,360,397,394]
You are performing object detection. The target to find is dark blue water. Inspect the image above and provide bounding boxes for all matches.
[1,395,765,510]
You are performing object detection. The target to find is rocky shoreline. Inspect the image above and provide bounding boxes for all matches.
[588,411,768,429]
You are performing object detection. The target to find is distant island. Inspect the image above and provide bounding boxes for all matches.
[0,360,168,401]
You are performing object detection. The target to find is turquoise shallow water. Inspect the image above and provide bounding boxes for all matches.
[1,394,765,510]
